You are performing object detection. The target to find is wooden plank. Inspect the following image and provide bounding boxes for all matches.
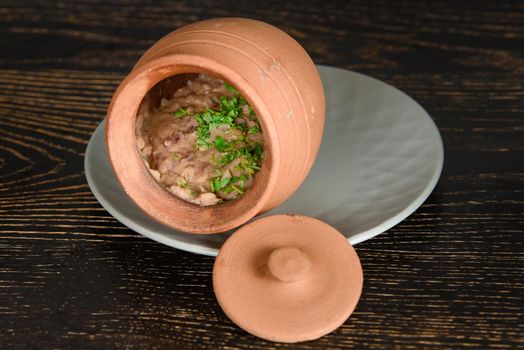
[0,0,522,348]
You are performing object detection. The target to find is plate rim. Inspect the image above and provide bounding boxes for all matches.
[319,66,444,244]
[85,133,221,256]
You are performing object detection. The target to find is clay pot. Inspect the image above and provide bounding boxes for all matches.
[106,18,325,233]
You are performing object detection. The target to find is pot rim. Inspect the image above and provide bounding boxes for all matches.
[106,53,280,234]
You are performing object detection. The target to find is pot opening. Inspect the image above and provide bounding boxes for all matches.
[135,72,265,208]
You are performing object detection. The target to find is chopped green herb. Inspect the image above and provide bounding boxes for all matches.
[196,138,211,151]
[176,179,191,189]
[188,88,263,198]
[214,136,229,152]
[173,107,188,117]
[194,95,251,151]
[223,82,238,93]
[211,177,230,192]
[248,126,260,134]
[234,122,247,132]
[222,185,234,194]
[253,143,263,157]
[231,185,244,194]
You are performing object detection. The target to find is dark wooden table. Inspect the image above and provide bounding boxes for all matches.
[1,1,523,349]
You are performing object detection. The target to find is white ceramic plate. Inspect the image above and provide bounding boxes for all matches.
[85,65,444,256]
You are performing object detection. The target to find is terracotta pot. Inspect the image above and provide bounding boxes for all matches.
[106,18,325,234]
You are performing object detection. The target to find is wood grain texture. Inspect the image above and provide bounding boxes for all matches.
[0,0,523,349]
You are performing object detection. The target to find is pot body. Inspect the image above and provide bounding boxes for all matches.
[106,18,325,233]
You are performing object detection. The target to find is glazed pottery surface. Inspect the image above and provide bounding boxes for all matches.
[106,18,325,234]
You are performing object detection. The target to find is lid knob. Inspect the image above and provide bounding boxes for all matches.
[267,246,311,283]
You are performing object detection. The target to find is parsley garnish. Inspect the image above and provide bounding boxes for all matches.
[173,107,188,117]
[214,136,229,152]
[210,176,230,193]
[189,86,263,197]
[176,178,191,189]
[223,82,238,93]
[248,126,260,134]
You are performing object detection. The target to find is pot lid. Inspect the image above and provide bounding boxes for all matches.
[213,214,363,343]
